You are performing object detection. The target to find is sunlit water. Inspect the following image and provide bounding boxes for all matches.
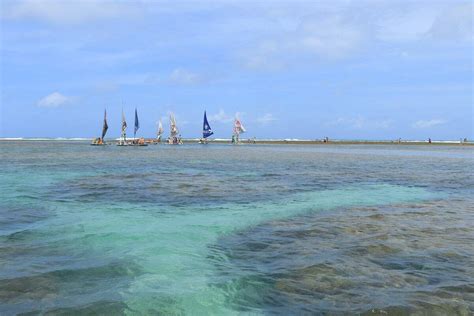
[0,142,473,315]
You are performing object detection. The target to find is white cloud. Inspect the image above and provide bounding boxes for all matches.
[256,113,277,125]
[169,68,204,85]
[296,14,367,58]
[243,13,367,69]
[3,0,140,24]
[37,92,73,108]
[244,41,284,70]
[327,116,392,129]
[94,70,210,89]
[376,7,439,42]
[376,2,473,43]
[84,50,144,66]
[3,0,471,83]
[412,119,446,129]
[373,120,392,129]
[427,3,473,42]
[208,109,234,123]
[239,1,472,70]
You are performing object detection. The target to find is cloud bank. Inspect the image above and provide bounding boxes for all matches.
[257,113,277,125]
[412,119,446,129]
[327,116,392,129]
[2,0,141,24]
[37,92,73,108]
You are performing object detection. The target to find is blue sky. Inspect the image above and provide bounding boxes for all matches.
[1,0,472,140]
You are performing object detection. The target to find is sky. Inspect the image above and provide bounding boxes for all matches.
[0,0,472,140]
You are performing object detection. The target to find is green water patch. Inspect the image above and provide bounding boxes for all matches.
[1,184,436,314]
[111,184,433,314]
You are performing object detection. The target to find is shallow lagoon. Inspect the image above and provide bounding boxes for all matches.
[0,142,473,314]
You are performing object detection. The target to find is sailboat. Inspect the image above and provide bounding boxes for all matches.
[131,108,148,146]
[168,112,182,145]
[91,109,109,146]
[156,120,164,144]
[117,109,128,146]
[199,111,214,144]
[232,117,246,144]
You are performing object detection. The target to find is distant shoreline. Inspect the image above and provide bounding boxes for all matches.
[1,138,472,146]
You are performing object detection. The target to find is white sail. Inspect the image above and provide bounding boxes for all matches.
[121,109,127,140]
[239,120,246,133]
[233,118,246,135]
[232,117,246,144]
[157,120,164,137]
[169,113,179,137]
[155,120,164,142]
[167,113,182,144]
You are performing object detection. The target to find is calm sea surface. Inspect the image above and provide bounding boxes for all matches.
[1,142,473,315]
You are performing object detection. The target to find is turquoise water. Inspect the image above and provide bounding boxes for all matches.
[1,142,473,315]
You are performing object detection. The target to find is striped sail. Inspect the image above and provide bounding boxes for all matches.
[170,113,179,137]
[233,118,246,135]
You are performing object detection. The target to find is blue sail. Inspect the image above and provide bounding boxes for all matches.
[203,111,214,138]
[134,108,140,137]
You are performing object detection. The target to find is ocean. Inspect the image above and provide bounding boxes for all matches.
[1,141,473,315]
